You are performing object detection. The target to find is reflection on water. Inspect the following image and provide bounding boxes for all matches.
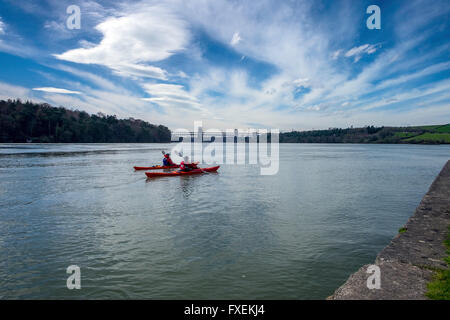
[0,143,449,299]
[180,176,195,199]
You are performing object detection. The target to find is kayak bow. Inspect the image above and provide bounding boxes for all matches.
[145,166,220,178]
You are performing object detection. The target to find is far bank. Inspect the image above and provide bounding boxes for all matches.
[1,99,449,145]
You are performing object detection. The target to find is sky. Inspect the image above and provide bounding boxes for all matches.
[0,0,448,130]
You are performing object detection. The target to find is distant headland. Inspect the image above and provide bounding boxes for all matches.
[279,124,450,144]
[0,99,171,143]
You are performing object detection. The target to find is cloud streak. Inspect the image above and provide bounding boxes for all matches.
[0,17,5,35]
[344,44,380,62]
[54,4,189,80]
[230,32,241,46]
[32,87,82,94]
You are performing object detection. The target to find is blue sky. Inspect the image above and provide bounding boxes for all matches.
[0,0,448,130]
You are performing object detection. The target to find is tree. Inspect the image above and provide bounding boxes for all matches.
[0,99,171,143]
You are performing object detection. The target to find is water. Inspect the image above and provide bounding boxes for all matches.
[0,143,449,299]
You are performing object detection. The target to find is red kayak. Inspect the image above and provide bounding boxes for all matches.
[134,162,199,171]
[134,165,179,170]
[145,166,220,178]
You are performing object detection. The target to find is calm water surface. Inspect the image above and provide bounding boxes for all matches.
[0,143,449,299]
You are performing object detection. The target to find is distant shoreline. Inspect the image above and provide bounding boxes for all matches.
[1,142,450,145]
[0,99,171,144]
[1,99,449,144]
[279,125,450,144]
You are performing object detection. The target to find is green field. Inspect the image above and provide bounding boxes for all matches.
[435,124,450,133]
[394,132,418,139]
[416,125,443,130]
[394,124,450,144]
[405,133,450,143]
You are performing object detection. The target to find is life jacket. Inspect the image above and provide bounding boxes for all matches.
[179,161,186,170]
[163,154,174,166]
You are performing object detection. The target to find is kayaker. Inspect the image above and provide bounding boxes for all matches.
[178,161,192,172]
[188,162,199,169]
[163,153,175,166]
[182,155,199,169]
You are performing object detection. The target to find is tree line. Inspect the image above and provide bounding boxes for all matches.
[280,126,388,143]
[279,125,449,144]
[0,99,171,143]
[1,99,447,144]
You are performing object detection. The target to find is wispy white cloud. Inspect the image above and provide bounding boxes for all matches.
[176,71,188,78]
[293,78,310,88]
[54,5,188,81]
[38,85,174,127]
[360,79,450,111]
[33,87,81,94]
[141,83,205,112]
[142,83,195,100]
[345,44,380,62]
[41,0,118,40]
[43,20,67,34]
[112,64,168,80]
[0,82,31,100]
[0,16,41,58]
[0,17,5,35]
[375,61,450,91]
[394,0,450,38]
[54,64,124,93]
[322,37,426,102]
[230,32,241,46]
[331,49,342,60]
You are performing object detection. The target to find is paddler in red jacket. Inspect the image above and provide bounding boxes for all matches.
[178,161,192,172]
[178,154,199,170]
[163,153,175,166]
